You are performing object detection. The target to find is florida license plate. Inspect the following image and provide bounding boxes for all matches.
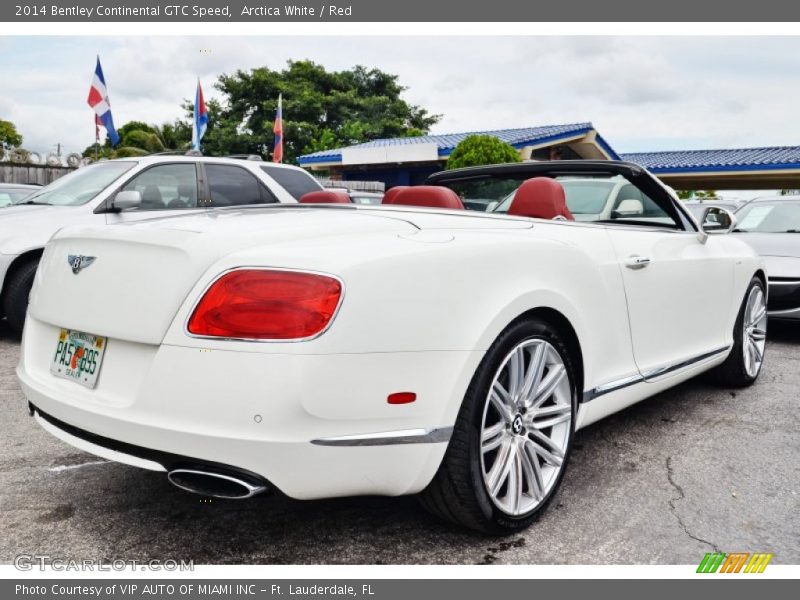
[50,329,107,389]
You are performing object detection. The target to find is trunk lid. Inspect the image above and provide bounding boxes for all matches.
[29,208,415,344]
[29,206,530,344]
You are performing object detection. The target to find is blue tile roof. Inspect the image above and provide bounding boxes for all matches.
[299,122,620,164]
[620,147,800,173]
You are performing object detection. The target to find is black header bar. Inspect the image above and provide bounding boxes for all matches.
[3,0,800,22]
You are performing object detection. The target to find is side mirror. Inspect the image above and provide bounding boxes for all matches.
[701,206,737,234]
[615,198,644,216]
[112,190,142,211]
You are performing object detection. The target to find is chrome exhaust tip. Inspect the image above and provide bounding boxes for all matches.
[167,468,267,499]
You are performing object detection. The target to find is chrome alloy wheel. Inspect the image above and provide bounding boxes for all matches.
[743,285,768,378]
[480,339,572,516]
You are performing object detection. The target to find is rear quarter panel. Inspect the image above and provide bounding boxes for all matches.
[161,221,637,428]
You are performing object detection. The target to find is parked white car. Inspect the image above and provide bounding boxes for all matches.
[0,155,321,332]
[18,160,766,533]
[0,183,40,207]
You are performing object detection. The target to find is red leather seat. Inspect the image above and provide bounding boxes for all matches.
[508,178,574,221]
[385,186,465,210]
[298,190,352,204]
[382,186,408,204]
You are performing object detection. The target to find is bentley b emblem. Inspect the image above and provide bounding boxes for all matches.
[68,255,96,275]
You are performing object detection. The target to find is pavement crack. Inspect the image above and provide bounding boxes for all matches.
[666,456,719,553]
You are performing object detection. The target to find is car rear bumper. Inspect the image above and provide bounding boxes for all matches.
[17,316,482,499]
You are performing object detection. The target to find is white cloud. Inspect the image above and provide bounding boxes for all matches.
[1,36,799,156]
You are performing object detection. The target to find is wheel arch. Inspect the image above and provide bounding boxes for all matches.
[503,306,585,400]
[754,268,767,296]
[1,248,44,303]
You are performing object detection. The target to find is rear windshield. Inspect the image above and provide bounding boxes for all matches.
[260,166,322,200]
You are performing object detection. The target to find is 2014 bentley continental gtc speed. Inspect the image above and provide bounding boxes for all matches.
[17,161,767,533]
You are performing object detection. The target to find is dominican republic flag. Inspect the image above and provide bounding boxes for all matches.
[192,79,208,151]
[87,56,120,146]
[272,93,283,163]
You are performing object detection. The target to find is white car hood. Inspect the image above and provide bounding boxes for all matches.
[0,205,95,255]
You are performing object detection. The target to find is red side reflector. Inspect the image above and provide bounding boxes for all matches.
[387,392,416,405]
[187,269,342,340]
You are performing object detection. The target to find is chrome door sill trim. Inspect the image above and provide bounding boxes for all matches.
[642,346,731,382]
[311,426,453,447]
[582,373,643,403]
[582,345,731,403]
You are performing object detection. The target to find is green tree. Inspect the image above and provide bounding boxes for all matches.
[0,119,23,148]
[446,135,522,170]
[677,190,719,200]
[82,119,191,158]
[191,60,440,163]
[154,120,192,151]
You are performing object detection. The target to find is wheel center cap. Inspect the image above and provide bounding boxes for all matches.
[511,414,523,435]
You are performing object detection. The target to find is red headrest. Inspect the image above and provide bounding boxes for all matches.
[508,178,574,221]
[298,190,352,204]
[382,186,409,204]
[385,186,464,210]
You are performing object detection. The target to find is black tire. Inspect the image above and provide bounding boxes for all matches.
[3,258,39,335]
[419,317,578,534]
[709,276,767,387]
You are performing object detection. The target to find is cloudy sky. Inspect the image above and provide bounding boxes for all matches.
[2,36,800,157]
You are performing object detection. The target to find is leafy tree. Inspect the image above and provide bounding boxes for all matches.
[677,190,719,200]
[154,120,192,151]
[192,60,440,163]
[0,119,23,148]
[82,119,190,159]
[446,135,522,170]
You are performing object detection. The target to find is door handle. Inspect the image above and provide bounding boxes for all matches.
[625,255,651,270]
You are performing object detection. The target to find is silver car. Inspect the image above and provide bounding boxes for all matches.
[732,197,800,320]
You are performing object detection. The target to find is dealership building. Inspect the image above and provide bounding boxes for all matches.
[297,122,800,190]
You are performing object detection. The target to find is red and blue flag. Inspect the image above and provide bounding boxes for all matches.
[87,56,120,146]
[192,79,208,151]
[273,94,283,163]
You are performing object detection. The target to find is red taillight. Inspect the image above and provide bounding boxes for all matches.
[187,269,342,340]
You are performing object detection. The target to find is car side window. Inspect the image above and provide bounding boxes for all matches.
[206,164,275,207]
[606,181,680,228]
[259,165,322,200]
[121,164,198,210]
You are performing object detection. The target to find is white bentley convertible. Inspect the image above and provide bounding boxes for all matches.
[17,161,766,533]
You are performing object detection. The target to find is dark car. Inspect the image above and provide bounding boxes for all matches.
[731,197,800,320]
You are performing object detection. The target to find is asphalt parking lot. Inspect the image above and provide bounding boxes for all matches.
[1,320,798,566]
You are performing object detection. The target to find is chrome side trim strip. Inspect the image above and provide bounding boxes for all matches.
[581,373,643,403]
[311,426,454,447]
[582,345,731,403]
[641,345,731,382]
[768,280,800,286]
